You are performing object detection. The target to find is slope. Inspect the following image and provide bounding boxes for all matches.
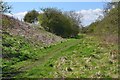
[87,7,118,35]
[1,14,63,78]
[1,14,63,46]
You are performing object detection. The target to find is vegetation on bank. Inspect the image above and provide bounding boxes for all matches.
[84,2,119,35]
[82,2,119,45]
[86,7,118,35]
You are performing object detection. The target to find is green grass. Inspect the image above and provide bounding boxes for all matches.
[2,31,44,78]
[4,34,117,78]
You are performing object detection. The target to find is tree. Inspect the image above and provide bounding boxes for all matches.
[38,8,81,38]
[64,11,83,33]
[24,10,39,23]
[64,11,83,28]
[0,1,12,13]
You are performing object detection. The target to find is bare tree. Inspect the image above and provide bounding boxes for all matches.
[0,1,12,13]
[64,11,83,28]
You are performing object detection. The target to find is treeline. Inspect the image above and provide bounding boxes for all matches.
[23,8,83,38]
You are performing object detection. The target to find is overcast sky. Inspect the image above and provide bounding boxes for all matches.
[6,2,106,26]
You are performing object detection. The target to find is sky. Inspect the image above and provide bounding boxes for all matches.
[7,2,106,26]
[8,2,105,13]
[4,0,112,2]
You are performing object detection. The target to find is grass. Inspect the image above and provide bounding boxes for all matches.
[3,34,117,78]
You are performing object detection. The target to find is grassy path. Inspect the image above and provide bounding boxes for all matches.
[12,38,82,77]
[20,39,80,70]
[11,35,118,78]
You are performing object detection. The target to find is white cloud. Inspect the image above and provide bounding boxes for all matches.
[6,11,43,21]
[6,11,28,21]
[78,8,104,26]
[13,11,28,20]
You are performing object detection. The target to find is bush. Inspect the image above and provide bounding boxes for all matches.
[38,8,81,38]
[24,10,39,23]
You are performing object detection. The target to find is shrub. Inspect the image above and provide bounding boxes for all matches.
[38,8,81,38]
[24,10,39,23]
